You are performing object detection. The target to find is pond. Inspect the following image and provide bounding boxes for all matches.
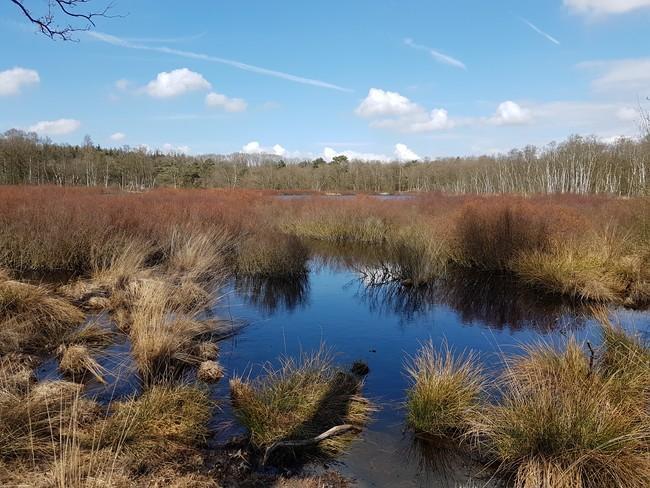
[32,251,650,487]
[211,254,650,487]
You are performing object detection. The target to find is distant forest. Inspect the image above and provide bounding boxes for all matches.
[1,128,648,195]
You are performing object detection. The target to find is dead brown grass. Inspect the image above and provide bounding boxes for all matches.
[0,278,85,354]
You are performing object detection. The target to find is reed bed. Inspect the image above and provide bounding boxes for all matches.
[0,186,648,306]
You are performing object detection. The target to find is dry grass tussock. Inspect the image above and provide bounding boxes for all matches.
[90,384,213,471]
[128,279,226,384]
[0,371,213,486]
[514,228,650,307]
[469,333,650,488]
[230,348,373,462]
[405,342,485,439]
[0,276,85,354]
[163,228,232,283]
[0,371,97,461]
[236,232,309,278]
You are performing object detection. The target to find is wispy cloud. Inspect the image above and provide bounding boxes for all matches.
[87,32,352,92]
[564,0,650,16]
[519,17,560,45]
[122,32,207,43]
[404,38,467,70]
[578,57,650,93]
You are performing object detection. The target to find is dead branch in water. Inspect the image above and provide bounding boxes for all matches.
[262,424,360,465]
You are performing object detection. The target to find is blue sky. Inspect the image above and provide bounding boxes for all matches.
[1,0,649,160]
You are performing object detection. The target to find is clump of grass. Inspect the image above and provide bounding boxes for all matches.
[230,349,373,461]
[164,228,231,283]
[90,235,155,287]
[386,225,449,285]
[514,230,650,306]
[58,345,107,383]
[197,360,224,383]
[94,385,213,469]
[0,278,85,354]
[0,353,34,393]
[0,378,95,460]
[128,279,225,383]
[405,342,484,438]
[64,321,115,349]
[471,338,650,488]
[594,311,650,414]
[192,341,219,361]
[236,232,309,278]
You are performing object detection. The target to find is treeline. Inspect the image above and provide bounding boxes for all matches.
[1,128,649,195]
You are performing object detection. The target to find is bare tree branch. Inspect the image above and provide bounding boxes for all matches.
[9,0,121,41]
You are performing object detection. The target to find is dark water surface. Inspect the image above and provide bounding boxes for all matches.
[212,256,650,487]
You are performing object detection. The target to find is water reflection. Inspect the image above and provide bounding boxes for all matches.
[235,246,589,333]
[347,269,587,332]
[405,435,483,487]
[233,273,310,315]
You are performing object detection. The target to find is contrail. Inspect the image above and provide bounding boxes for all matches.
[88,31,352,92]
[404,38,467,70]
[520,17,560,45]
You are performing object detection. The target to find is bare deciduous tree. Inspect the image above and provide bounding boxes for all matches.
[9,0,117,40]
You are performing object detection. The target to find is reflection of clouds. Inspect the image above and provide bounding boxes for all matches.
[233,273,310,316]
[356,269,589,332]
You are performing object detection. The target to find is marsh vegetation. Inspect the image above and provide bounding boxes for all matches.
[0,186,648,486]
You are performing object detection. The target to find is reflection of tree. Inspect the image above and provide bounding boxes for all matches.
[356,269,588,333]
[234,274,310,316]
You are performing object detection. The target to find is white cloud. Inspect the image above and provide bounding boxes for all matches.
[145,68,211,98]
[564,0,650,15]
[599,134,629,144]
[617,107,639,122]
[242,141,262,154]
[28,119,81,135]
[356,88,420,118]
[404,38,467,70]
[580,58,650,94]
[523,101,640,140]
[323,147,390,162]
[519,17,560,45]
[489,101,532,125]
[356,88,456,133]
[409,109,455,132]
[110,132,126,141]
[242,141,286,156]
[394,144,420,161]
[0,67,39,96]
[272,144,287,157]
[162,143,191,154]
[205,92,247,112]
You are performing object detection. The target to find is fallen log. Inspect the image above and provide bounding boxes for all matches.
[262,424,360,465]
